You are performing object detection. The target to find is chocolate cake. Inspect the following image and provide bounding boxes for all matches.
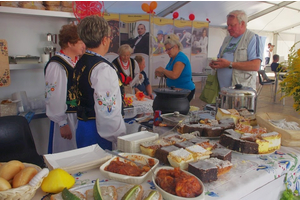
[155,145,180,165]
[188,160,218,183]
[202,126,223,137]
[205,158,233,176]
[219,133,259,154]
[174,141,194,149]
[211,148,232,162]
[177,123,208,134]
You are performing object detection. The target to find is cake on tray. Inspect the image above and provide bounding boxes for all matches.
[205,157,233,176]
[188,160,218,183]
[154,145,180,165]
[185,145,212,161]
[167,148,194,170]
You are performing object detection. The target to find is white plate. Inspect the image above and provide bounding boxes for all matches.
[232,149,276,156]
[43,144,112,173]
[69,180,129,194]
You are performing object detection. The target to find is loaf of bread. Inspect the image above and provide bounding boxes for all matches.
[0,160,25,181]
[43,1,61,6]
[0,1,19,7]
[0,177,12,191]
[61,1,72,7]
[19,1,45,10]
[12,167,38,188]
[45,5,61,11]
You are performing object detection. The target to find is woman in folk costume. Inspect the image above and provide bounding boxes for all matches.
[44,24,85,153]
[74,15,126,150]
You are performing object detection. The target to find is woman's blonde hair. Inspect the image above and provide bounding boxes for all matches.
[164,34,183,51]
[118,44,133,55]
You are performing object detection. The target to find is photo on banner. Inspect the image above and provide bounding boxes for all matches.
[119,14,150,77]
[174,19,192,57]
[104,13,120,62]
[151,17,174,86]
[190,21,209,78]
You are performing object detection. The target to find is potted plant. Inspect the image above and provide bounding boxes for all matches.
[280,41,300,112]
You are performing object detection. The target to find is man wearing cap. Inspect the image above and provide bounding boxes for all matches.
[152,30,165,54]
[265,42,274,65]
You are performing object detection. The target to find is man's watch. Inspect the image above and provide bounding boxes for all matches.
[229,62,233,69]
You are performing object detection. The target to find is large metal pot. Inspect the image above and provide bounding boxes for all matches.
[153,87,191,115]
[218,84,257,113]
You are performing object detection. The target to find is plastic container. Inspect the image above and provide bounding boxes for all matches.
[117,131,159,153]
[99,153,159,184]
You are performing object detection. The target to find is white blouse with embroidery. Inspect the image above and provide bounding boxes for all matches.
[45,53,75,127]
[90,61,126,143]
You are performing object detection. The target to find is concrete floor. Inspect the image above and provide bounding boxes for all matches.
[190,80,300,118]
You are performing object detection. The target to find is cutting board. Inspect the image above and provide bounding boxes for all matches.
[0,39,10,87]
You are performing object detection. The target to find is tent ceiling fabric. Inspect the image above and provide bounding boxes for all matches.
[104,1,300,34]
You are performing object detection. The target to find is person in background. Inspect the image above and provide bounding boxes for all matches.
[44,24,85,153]
[271,54,287,80]
[152,30,165,54]
[199,28,208,54]
[134,55,154,99]
[74,15,126,150]
[112,44,140,89]
[265,43,274,65]
[155,34,195,102]
[209,10,262,90]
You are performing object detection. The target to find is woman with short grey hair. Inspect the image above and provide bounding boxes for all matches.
[155,33,195,102]
[74,15,126,150]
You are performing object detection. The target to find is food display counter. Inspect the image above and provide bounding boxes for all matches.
[32,146,300,200]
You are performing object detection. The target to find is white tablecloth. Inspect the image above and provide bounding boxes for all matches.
[124,94,153,119]
[34,146,300,200]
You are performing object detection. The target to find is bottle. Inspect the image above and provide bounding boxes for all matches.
[153,110,163,126]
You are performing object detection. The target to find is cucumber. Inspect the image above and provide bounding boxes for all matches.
[61,187,81,200]
[121,185,140,200]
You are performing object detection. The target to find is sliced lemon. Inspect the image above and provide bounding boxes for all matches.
[93,178,103,200]
[61,187,81,200]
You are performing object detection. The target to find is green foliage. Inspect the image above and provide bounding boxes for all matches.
[280,41,300,112]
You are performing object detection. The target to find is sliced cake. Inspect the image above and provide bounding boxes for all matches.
[185,145,212,161]
[167,148,194,170]
[205,158,233,176]
[188,160,218,183]
[154,145,180,165]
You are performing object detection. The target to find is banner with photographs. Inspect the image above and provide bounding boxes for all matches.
[174,19,192,57]
[104,13,120,62]
[191,21,209,81]
[151,17,174,86]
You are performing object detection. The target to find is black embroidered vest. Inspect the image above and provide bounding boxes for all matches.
[44,55,77,113]
[74,52,119,121]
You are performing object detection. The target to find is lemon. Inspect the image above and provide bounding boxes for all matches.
[93,178,103,200]
[61,187,81,200]
[121,185,140,200]
[41,168,75,193]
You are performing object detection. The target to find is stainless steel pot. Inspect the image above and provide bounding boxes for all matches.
[217,84,257,113]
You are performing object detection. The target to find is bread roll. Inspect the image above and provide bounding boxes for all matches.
[61,1,72,7]
[12,167,38,188]
[43,1,61,6]
[0,177,11,191]
[45,5,61,11]
[0,160,25,181]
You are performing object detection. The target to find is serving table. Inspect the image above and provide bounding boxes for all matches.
[33,146,300,200]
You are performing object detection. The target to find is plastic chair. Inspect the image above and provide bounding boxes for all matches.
[257,70,275,96]
[0,115,45,167]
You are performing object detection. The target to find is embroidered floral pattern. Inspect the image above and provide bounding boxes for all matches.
[0,69,9,86]
[45,81,57,99]
[0,41,8,56]
[95,91,116,114]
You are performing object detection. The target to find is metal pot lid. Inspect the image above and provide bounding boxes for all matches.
[220,84,257,97]
[153,87,191,95]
